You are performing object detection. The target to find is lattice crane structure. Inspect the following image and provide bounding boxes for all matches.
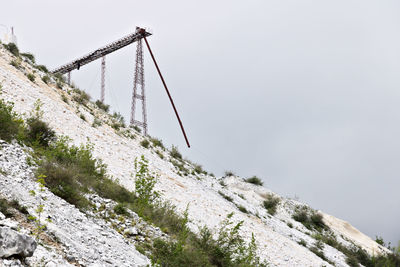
[52,27,190,147]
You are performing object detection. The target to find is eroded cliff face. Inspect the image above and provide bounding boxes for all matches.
[0,45,388,267]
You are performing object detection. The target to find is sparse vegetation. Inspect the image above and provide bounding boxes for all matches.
[140,139,150,148]
[4,43,19,57]
[170,145,182,160]
[218,191,233,202]
[0,198,28,217]
[224,170,235,177]
[292,206,327,232]
[36,65,49,73]
[237,205,248,214]
[150,137,164,149]
[263,194,280,215]
[73,89,90,105]
[95,100,110,112]
[0,99,24,142]
[27,73,35,82]
[245,176,263,186]
[42,75,50,84]
[10,59,21,69]
[21,52,35,63]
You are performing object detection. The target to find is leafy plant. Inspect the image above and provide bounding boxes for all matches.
[95,100,110,112]
[29,174,51,240]
[27,73,35,82]
[140,139,150,148]
[0,99,24,142]
[21,52,35,63]
[170,145,182,160]
[134,155,159,209]
[263,194,280,215]
[4,43,19,57]
[41,75,50,84]
[245,176,263,186]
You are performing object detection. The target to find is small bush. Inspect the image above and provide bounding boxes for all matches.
[150,137,164,149]
[237,205,248,214]
[10,59,21,69]
[155,150,164,159]
[95,100,110,112]
[263,194,280,215]
[224,170,235,177]
[27,73,35,82]
[36,65,48,73]
[292,207,326,232]
[73,89,90,105]
[21,52,35,63]
[0,99,24,142]
[245,176,263,186]
[170,145,182,160]
[298,239,307,247]
[80,114,86,121]
[113,203,129,216]
[218,191,233,202]
[4,43,19,57]
[131,125,142,133]
[41,75,50,84]
[26,117,56,147]
[140,139,150,148]
[194,164,203,174]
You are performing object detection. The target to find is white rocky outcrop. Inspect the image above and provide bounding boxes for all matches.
[0,45,389,266]
[0,226,37,258]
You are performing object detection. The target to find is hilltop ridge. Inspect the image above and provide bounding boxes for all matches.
[0,43,396,267]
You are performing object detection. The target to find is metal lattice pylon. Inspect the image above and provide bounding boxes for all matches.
[101,56,106,102]
[130,38,147,135]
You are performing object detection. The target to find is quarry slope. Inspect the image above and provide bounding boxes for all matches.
[0,46,389,267]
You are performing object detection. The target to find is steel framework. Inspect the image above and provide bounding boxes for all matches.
[130,38,147,135]
[51,30,151,75]
[101,56,106,102]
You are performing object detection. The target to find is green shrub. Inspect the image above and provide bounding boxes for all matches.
[21,53,35,63]
[36,65,48,73]
[10,59,21,69]
[4,43,19,57]
[170,145,182,160]
[292,207,326,231]
[27,73,35,82]
[95,100,110,112]
[150,137,164,149]
[73,89,90,105]
[26,117,56,147]
[150,213,267,267]
[218,191,233,202]
[245,176,263,186]
[0,99,24,142]
[140,139,150,148]
[237,205,248,214]
[194,164,203,174]
[113,203,129,216]
[156,150,164,159]
[263,194,280,215]
[224,170,235,177]
[41,75,50,84]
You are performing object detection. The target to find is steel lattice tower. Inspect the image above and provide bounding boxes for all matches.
[130,38,147,135]
[101,56,106,102]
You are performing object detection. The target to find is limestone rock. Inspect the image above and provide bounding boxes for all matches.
[0,226,37,258]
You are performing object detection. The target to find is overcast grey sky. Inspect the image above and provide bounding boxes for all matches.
[1,0,399,245]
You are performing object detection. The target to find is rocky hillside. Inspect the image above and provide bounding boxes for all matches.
[0,43,396,267]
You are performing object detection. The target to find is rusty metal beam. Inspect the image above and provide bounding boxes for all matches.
[142,34,191,148]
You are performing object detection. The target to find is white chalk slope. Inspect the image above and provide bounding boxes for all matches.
[0,46,387,267]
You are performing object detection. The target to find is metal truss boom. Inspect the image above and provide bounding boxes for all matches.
[51,30,152,74]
